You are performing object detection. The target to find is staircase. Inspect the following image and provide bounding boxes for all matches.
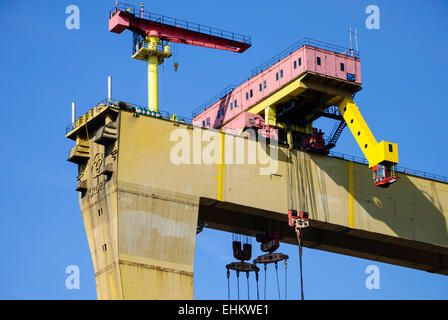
[326,120,347,149]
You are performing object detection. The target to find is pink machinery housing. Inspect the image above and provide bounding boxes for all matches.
[192,38,362,153]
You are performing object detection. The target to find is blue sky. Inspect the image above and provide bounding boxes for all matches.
[1,0,448,299]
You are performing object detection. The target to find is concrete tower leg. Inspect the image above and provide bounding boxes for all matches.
[116,189,199,299]
[71,107,199,300]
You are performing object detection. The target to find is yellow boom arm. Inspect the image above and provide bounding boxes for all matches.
[337,98,399,168]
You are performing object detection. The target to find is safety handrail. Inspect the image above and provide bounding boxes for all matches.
[328,151,448,183]
[65,98,193,134]
[251,37,359,77]
[192,37,360,118]
[110,3,251,45]
[191,85,237,117]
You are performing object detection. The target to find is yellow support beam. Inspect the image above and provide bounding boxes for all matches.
[218,131,226,201]
[132,35,172,112]
[148,54,159,112]
[338,98,399,167]
[264,106,277,126]
[246,74,307,116]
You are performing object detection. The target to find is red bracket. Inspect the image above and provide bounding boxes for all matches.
[288,209,309,230]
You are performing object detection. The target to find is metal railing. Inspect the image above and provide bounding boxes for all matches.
[328,151,448,183]
[251,37,360,77]
[65,105,448,184]
[192,37,360,118]
[111,3,251,45]
[132,32,144,55]
[191,85,237,118]
[65,98,193,135]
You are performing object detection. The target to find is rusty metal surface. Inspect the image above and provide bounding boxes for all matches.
[253,253,289,265]
[226,262,259,273]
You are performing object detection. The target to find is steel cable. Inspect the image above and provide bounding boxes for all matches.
[285,259,288,300]
[275,262,281,300]
[236,271,240,300]
[297,230,304,300]
[256,271,260,300]
[227,269,230,300]
[263,264,267,300]
[246,272,250,300]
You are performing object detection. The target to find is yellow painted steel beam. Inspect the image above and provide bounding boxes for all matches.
[277,122,313,134]
[132,35,172,112]
[246,74,308,116]
[263,105,312,135]
[218,131,226,201]
[148,54,159,112]
[337,98,399,167]
[348,161,355,228]
[264,106,277,126]
[147,35,161,112]
[243,74,344,135]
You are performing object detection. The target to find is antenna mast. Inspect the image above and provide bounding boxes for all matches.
[349,28,353,56]
[349,28,359,56]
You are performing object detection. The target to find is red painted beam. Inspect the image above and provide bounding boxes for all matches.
[109,11,251,53]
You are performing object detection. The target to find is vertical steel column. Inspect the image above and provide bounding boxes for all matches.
[147,35,160,112]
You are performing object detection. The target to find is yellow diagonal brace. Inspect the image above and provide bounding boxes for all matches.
[338,98,399,167]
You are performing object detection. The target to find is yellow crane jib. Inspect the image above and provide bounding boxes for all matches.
[337,98,399,188]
